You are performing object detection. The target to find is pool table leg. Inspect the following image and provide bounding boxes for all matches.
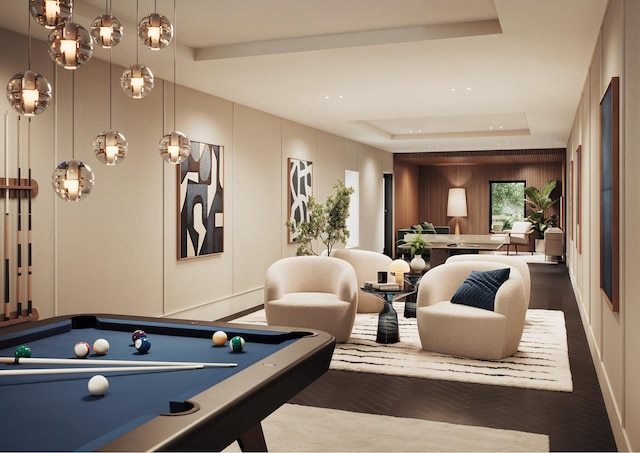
[237,423,267,452]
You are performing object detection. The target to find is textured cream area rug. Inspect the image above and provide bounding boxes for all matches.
[232,304,573,392]
[224,403,549,452]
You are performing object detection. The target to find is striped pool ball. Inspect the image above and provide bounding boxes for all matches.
[132,329,147,343]
[134,337,151,353]
[229,336,245,352]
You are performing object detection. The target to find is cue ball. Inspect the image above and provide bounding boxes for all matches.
[92,338,110,356]
[212,331,227,346]
[132,329,146,343]
[14,345,31,359]
[229,336,245,352]
[88,375,109,396]
[74,341,91,358]
[135,337,151,353]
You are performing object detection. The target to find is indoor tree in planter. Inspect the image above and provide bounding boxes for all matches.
[524,179,558,238]
[286,180,354,256]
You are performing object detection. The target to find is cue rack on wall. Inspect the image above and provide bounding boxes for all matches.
[0,113,39,328]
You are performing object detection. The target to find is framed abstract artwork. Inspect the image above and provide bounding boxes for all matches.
[287,158,313,243]
[599,77,620,312]
[178,141,224,259]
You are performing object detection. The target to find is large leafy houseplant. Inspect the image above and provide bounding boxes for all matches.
[397,224,429,258]
[524,179,558,237]
[287,180,354,256]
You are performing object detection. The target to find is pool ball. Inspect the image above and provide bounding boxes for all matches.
[92,338,110,356]
[73,341,91,358]
[212,331,227,346]
[132,329,146,343]
[87,375,109,396]
[229,336,245,352]
[135,337,151,353]
[14,345,31,359]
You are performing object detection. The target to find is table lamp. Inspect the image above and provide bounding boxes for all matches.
[389,259,410,285]
[447,187,467,235]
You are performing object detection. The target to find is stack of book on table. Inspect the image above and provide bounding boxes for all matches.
[363,281,401,291]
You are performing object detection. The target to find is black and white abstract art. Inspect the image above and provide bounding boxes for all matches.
[179,142,224,259]
[288,158,313,243]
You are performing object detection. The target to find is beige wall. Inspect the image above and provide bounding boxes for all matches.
[565,0,638,449]
[0,27,391,323]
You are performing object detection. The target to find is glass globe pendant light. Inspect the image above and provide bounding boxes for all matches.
[121,1,154,99]
[139,12,173,50]
[121,63,154,99]
[159,0,189,164]
[94,50,127,165]
[29,0,72,29]
[47,21,93,69]
[90,0,123,49]
[6,10,52,116]
[52,72,95,202]
[52,160,95,201]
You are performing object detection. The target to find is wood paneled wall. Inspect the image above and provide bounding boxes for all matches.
[394,160,564,235]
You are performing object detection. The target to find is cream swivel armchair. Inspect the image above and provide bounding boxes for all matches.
[264,256,358,343]
[505,221,536,255]
[327,249,392,313]
[446,254,531,308]
[416,260,527,360]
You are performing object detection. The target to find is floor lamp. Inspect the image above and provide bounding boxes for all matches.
[447,188,467,235]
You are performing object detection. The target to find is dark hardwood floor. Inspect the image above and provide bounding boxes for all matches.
[284,263,618,451]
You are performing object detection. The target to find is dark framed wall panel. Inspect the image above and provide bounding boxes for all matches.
[599,77,620,312]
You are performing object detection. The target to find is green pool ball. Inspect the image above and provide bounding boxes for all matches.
[229,336,245,353]
[14,345,32,359]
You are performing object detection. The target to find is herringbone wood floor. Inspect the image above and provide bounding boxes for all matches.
[227,263,617,451]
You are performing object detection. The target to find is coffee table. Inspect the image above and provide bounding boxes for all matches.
[361,286,416,344]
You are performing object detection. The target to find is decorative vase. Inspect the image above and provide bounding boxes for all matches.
[410,255,426,272]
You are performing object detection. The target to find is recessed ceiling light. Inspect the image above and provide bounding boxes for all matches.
[324,95,330,100]
[466,87,472,91]
[450,87,456,92]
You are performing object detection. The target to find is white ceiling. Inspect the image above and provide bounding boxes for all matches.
[0,0,608,153]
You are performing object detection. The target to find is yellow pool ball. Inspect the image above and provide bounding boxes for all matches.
[212,331,227,346]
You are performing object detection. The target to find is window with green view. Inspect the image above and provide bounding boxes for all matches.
[490,181,526,232]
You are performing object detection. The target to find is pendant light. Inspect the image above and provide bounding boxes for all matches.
[121,0,154,99]
[94,51,127,165]
[52,71,94,201]
[47,21,93,69]
[6,6,52,116]
[29,0,72,29]
[90,0,123,49]
[159,0,189,164]
[138,6,173,51]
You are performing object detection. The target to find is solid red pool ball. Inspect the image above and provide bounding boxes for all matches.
[74,341,91,358]
[132,329,146,343]
[135,337,151,353]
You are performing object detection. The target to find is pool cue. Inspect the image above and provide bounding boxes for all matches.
[3,112,9,321]
[26,118,32,315]
[0,364,205,377]
[16,116,22,318]
[1,357,237,367]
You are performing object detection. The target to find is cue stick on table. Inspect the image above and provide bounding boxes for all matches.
[1,357,238,367]
[0,364,205,376]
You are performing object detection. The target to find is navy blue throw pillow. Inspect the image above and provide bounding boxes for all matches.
[450,268,511,311]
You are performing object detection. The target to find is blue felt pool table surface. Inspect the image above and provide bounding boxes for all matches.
[0,315,335,452]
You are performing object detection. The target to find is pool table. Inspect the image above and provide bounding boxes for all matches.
[0,314,335,451]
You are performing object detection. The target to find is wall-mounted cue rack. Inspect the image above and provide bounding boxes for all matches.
[0,178,39,198]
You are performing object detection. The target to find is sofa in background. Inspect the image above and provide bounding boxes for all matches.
[396,223,450,259]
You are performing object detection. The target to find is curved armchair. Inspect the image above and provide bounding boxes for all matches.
[327,249,392,313]
[264,256,358,342]
[446,254,531,308]
[505,221,535,255]
[416,260,527,359]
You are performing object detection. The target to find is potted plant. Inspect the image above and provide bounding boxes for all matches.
[397,225,430,271]
[286,180,354,256]
[524,179,558,238]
